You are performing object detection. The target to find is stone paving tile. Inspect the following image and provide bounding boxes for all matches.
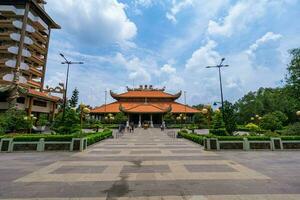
[1,128,300,199]
[184,164,237,172]
[120,165,170,174]
[130,150,161,154]
[51,165,107,174]
[88,150,121,154]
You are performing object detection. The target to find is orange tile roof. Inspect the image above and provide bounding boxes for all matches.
[91,102,200,114]
[28,89,60,102]
[121,103,171,113]
[111,90,182,99]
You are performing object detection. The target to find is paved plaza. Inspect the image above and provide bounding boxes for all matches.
[0,129,300,199]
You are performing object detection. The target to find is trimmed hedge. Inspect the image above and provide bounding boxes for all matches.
[178,131,300,144]
[281,136,300,141]
[209,128,227,136]
[87,130,112,146]
[178,131,205,145]
[0,131,112,143]
[216,136,244,141]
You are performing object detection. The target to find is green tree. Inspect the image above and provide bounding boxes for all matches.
[114,112,128,124]
[69,88,79,108]
[260,113,283,132]
[286,48,300,99]
[163,112,175,124]
[52,108,80,134]
[192,112,207,125]
[235,87,300,124]
[212,111,224,129]
[0,109,31,133]
[223,101,237,135]
[272,111,288,125]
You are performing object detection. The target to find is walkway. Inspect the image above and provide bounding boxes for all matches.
[0,128,300,199]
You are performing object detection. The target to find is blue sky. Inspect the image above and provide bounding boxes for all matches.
[44,0,300,107]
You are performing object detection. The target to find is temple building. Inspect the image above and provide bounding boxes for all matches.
[90,85,200,127]
[0,0,61,119]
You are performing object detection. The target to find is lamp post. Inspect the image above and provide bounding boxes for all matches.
[201,105,211,128]
[24,114,37,134]
[80,104,90,134]
[206,58,229,121]
[251,114,262,124]
[177,114,186,129]
[60,53,84,121]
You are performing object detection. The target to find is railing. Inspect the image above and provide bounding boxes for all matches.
[167,130,176,138]
[204,138,300,151]
[0,138,87,152]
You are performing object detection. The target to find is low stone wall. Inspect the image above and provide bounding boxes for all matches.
[205,138,300,151]
[0,138,87,153]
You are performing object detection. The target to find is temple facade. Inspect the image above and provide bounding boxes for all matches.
[0,0,61,119]
[90,85,200,127]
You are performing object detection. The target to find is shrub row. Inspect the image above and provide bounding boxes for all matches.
[0,131,112,143]
[87,130,113,146]
[177,131,205,145]
[178,131,300,144]
[209,129,227,136]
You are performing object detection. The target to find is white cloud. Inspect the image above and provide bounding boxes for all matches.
[208,0,268,37]
[134,0,154,7]
[181,35,287,105]
[47,0,137,46]
[185,40,220,71]
[166,0,195,23]
[246,32,282,55]
[161,64,177,74]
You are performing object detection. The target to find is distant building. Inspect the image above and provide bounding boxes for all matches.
[0,0,61,119]
[91,85,200,127]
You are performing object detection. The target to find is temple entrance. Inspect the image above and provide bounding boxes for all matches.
[130,114,140,125]
[128,113,163,127]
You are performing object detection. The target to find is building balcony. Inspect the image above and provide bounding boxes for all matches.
[27,80,41,88]
[0,6,25,17]
[0,19,14,29]
[0,45,12,54]
[28,12,48,32]
[0,59,7,67]
[27,41,46,54]
[30,30,47,44]
[0,31,15,41]
[27,66,43,77]
[26,54,44,66]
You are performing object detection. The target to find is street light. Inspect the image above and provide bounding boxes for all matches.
[206,58,229,121]
[60,53,84,120]
[79,104,90,134]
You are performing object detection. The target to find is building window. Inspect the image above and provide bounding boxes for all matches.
[0,92,9,102]
[33,100,47,107]
[17,97,25,104]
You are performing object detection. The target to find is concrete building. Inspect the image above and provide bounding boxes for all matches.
[0,0,61,119]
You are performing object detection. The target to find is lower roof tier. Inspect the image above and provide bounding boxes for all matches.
[90,101,200,114]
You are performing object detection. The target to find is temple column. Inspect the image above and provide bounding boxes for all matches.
[138,114,141,128]
[150,114,153,128]
[126,114,130,128]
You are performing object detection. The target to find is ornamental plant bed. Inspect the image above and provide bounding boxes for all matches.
[282,143,300,149]
[219,142,243,150]
[0,130,113,152]
[13,143,38,151]
[177,130,300,151]
[249,142,271,150]
[44,143,70,151]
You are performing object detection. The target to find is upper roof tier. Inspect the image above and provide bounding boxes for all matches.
[110,85,181,100]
